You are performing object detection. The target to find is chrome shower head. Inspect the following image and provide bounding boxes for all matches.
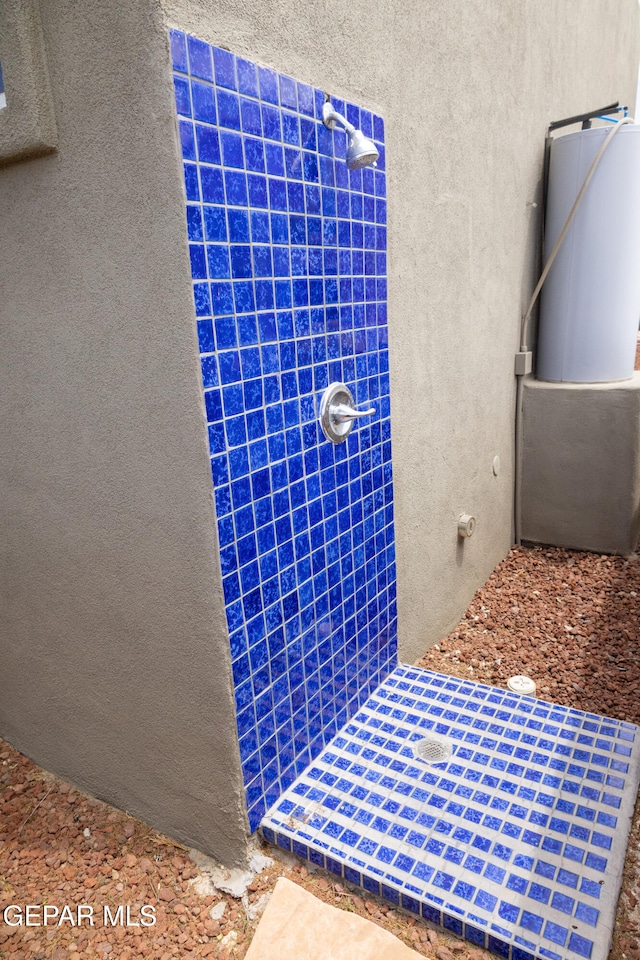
[345,129,379,170]
[322,100,379,170]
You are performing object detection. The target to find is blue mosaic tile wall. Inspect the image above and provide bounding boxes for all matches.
[170,30,397,830]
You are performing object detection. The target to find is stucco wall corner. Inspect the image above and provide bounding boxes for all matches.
[0,0,58,165]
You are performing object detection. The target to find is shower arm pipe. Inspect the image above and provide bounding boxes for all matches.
[322,102,356,136]
[514,116,632,547]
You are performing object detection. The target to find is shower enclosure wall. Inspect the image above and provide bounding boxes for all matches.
[171,30,396,830]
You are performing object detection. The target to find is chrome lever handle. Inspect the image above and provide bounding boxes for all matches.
[332,403,376,423]
[319,382,376,444]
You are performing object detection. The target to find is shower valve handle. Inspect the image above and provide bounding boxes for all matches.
[331,403,376,423]
[319,382,376,444]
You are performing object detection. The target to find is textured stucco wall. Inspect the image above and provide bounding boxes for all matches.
[521,377,640,555]
[0,0,249,866]
[2,0,639,866]
[161,0,640,658]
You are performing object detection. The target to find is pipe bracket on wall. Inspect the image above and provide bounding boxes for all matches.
[319,382,375,444]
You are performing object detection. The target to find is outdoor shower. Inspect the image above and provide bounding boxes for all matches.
[171,35,640,958]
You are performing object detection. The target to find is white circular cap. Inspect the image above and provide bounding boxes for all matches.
[507,675,536,696]
[458,514,476,538]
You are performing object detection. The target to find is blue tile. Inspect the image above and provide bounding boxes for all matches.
[196,124,220,163]
[265,143,285,176]
[183,163,200,200]
[262,105,282,141]
[215,316,237,350]
[190,244,207,278]
[207,421,225,452]
[226,209,249,242]
[217,89,241,130]
[248,174,268,207]
[204,389,222,422]
[244,137,265,173]
[198,318,215,355]
[237,57,258,97]
[187,35,213,81]
[279,75,298,110]
[225,171,248,205]
[575,902,599,926]
[568,933,594,959]
[255,281,275,311]
[180,121,196,160]
[193,282,211,317]
[213,46,236,89]
[258,66,279,104]
[296,82,314,116]
[191,80,216,123]
[234,281,255,313]
[253,245,272,277]
[303,152,319,182]
[174,77,191,116]
[288,184,305,215]
[306,183,321,214]
[221,131,244,168]
[241,98,262,136]
[271,214,289,244]
[273,249,290,277]
[250,211,270,244]
[211,282,234,316]
[170,30,188,72]
[544,922,568,947]
[285,148,303,179]
[230,245,252,279]
[201,167,225,204]
[268,179,287,211]
[207,245,230,279]
[282,112,300,145]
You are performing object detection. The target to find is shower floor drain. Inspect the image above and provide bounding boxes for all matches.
[414,735,453,765]
[262,664,640,960]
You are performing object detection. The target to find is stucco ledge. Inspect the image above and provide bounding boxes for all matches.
[521,374,640,555]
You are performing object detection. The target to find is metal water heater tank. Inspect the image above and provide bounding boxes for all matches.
[537,124,640,382]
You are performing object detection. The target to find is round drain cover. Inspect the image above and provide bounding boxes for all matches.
[507,675,537,696]
[414,736,452,764]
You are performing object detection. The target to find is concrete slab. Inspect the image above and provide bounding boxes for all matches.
[244,876,424,960]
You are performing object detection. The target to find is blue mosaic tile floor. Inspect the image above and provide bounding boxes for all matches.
[261,664,640,960]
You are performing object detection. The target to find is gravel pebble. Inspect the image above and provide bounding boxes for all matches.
[419,545,640,723]
[209,900,226,920]
[437,947,455,960]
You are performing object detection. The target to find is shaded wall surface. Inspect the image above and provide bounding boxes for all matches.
[0,0,250,867]
[171,31,396,829]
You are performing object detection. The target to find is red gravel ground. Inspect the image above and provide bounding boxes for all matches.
[1,545,639,959]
